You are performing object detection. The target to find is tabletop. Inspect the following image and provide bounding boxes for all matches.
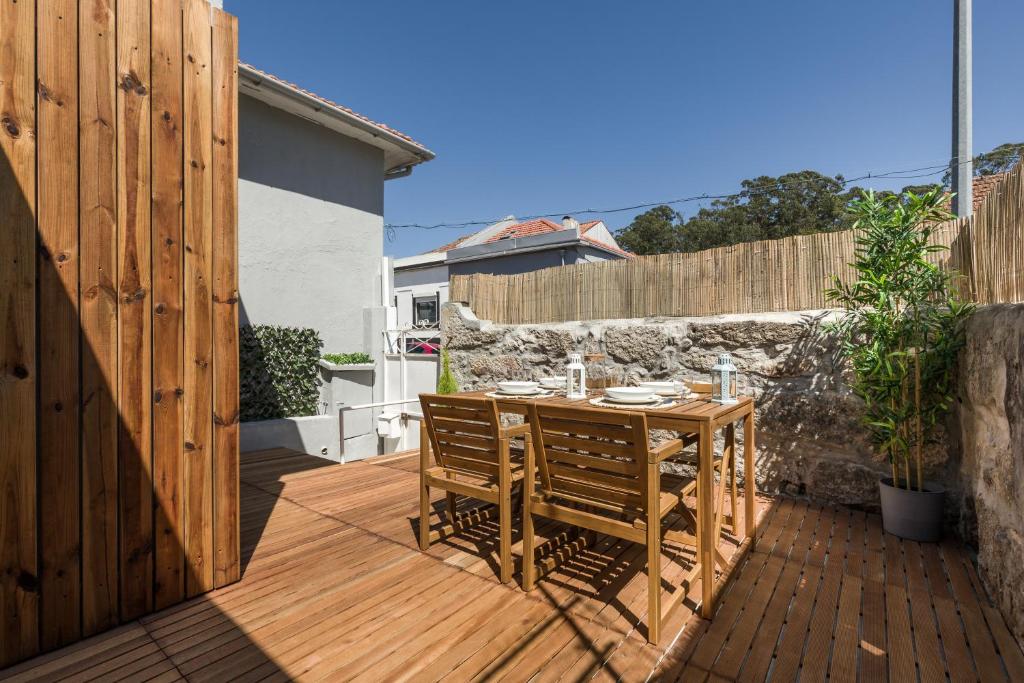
[457,388,754,429]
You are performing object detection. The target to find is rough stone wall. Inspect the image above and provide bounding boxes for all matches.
[952,304,1024,642]
[441,303,913,507]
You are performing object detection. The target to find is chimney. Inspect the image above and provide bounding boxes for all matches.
[562,215,580,232]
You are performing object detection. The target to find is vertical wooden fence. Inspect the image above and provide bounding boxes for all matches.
[451,165,1024,324]
[0,0,239,667]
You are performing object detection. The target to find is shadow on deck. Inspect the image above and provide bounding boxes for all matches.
[3,447,1022,681]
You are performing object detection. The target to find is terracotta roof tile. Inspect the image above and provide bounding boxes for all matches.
[484,219,564,243]
[579,220,601,233]
[240,62,431,153]
[971,173,1007,210]
[582,235,634,258]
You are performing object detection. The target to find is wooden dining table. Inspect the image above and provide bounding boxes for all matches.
[457,387,756,618]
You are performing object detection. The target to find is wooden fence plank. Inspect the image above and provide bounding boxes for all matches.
[183,0,215,597]
[211,7,240,589]
[151,0,186,611]
[450,166,1024,324]
[37,0,81,651]
[79,0,119,638]
[0,0,39,667]
[116,0,154,621]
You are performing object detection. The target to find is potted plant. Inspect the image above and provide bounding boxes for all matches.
[826,188,973,542]
[437,348,459,395]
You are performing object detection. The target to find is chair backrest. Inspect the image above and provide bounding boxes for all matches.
[527,403,650,514]
[420,394,504,478]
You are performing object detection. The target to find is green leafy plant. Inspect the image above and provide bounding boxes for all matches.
[437,349,458,395]
[825,188,974,492]
[240,324,323,421]
[323,352,372,365]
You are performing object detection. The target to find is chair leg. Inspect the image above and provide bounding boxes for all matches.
[499,479,512,584]
[646,462,662,644]
[419,476,431,551]
[419,421,431,551]
[730,459,739,535]
[522,437,536,591]
[447,490,458,524]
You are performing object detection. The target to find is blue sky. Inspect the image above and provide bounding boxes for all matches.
[226,0,1023,257]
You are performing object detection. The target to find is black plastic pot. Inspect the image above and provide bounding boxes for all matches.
[878,477,946,542]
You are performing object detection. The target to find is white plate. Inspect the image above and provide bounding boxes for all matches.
[602,394,662,405]
[604,386,656,403]
[497,380,540,395]
[589,397,677,410]
[638,381,681,396]
[539,376,566,388]
[486,389,551,399]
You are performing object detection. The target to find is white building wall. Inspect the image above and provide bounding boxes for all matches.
[238,94,385,355]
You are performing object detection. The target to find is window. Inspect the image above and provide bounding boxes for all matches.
[413,294,439,328]
[405,336,440,355]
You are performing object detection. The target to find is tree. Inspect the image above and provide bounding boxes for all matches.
[941,141,1023,185]
[614,205,684,255]
[677,170,860,252]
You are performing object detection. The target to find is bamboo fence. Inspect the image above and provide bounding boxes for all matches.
[450,164,1024,324]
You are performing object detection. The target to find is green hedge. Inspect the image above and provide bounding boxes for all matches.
[240,324,323,422]
[323,352,372,365]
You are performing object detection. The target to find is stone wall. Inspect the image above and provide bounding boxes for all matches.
[952,304,1024,641]
[441,302,909,507]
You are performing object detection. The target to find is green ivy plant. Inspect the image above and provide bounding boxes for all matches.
[240,324,324,421]
[437,349,458,395]
[826,188,973,492]
[323,352,373,365]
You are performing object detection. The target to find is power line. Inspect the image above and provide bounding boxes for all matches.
[385,151,1020,233]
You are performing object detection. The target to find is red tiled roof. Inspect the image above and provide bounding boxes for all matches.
[484,219,565,243]
[971,173,1007,210]
[426,217,631,258]
[582,235,634,258]
[239,62,431,154]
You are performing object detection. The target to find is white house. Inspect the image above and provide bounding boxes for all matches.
[236,63,435,461]
[392,215,631,329]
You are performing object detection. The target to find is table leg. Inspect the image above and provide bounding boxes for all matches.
[698,421,715,618]
[744,408,756,539]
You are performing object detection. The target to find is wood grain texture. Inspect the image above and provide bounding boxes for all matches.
[36,0,81,651]
[0,0,239,667]
[0,0,39,667]
[150,0,186,611]
[183,0,215,597]
[79,0,119,638]
[211,7,240,589]
[116,0,154,621]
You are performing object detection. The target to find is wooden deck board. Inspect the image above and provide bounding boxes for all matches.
[2,447,1021,682]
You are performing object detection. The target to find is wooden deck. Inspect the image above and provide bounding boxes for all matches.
[3,448,1022,682]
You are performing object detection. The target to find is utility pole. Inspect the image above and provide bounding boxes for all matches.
[952,0,972,216]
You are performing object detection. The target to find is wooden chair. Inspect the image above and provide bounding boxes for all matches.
[522,403,691,644]
[418,393,529,584]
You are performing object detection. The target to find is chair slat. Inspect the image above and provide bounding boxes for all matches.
[541,432,634,459]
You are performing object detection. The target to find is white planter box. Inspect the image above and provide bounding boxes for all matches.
[240,414,341,462]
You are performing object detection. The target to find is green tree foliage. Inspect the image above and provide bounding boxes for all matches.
[825,188,974,491]
[942,142,1024,185]
[614,205,684,255]
[615,143,1020,256]
[437,349,459,394]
